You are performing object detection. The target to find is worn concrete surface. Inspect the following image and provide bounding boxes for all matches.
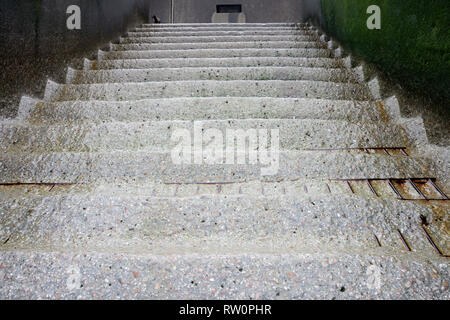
[0,23,448,300]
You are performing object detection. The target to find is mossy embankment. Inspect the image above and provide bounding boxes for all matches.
[319,0,450,102]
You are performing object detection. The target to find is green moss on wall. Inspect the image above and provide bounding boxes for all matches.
[320,0,450,101]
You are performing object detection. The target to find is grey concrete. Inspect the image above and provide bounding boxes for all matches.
[44,80,370,101]
[119,34,314,44]
[0,194,444,253]
[68,67,358,84]
[102,48,333,59]
[95,57,340,70]
[111,41,327,51]
[0,251,447,300]
[0,23,448,300]
[0,119,407,153]
[0,151,436,184]
[26,98,380,124]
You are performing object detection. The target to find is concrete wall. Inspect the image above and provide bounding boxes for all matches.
[150,0,306,23]
[0,0,150,118]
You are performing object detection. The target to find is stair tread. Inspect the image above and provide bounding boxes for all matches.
[112,41,326,51]
[0,150,435,184]
[95,57,341,69]
[69,66,357,84]
[102,48,332,59]
[1,193,447,254]
[119,35,314,44]
[26,97,382,123]
[0,250,447,299]
[0,119,407,152]
[45,80,370,101]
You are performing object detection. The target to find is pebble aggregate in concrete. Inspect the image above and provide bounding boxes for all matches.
[96,57,340,69]
[103,48,332,60]
[0,151,435,183]
[27,98,379,124]
[0,119,407,152]
[0,252,448,300]
[0,22,448,300]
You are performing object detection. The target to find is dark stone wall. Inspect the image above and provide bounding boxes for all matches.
[0,0,150,117]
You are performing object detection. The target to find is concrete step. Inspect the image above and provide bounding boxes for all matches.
[2,177,447,202]
[0,119,407,153]
[44,80,370,102]
[102,48,332,59]
[119,35,314,44]
[27,98,381,124]
[0,150,434,184]
[68,67,358,84]
[133,26,303,32]
[111,41,326,51]
[95,57,341,70]
[0,194,445,255]
[2,250,446,299]
[141,23,302,28]
[126,30,314,37]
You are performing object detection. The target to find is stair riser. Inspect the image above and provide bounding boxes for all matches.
[0,119,406,153]
[127,30,314,37]
[69,67,358,84]
[46,81,370,101]
[133,27,302,32]
[0,195,437,253]
[119,35,314,44]
[95,57,341,70]
[102,48,332,59]
[141,23,301,27]
[3,251,445,299]
[112,41,326,51]
[28,98,380,124]
[0,151,433,183]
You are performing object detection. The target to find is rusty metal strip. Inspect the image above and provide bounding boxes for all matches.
[332,177,436,182]
[3,235,11,245]
[0,182,75,193]
[165,181,236,185]
[388,179,404,200]
[331,178,448,200]
[0,183,75,187]
[304,147,408,154]
[421,225,446,257]
[366,179,378,197]
[346,181,354,194]
[397,229,412,251]
[408,179,427,200]
[428,179,449,200]
[374,234,382,247]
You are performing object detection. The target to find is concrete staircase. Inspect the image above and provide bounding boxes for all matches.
[0,23,448,299]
